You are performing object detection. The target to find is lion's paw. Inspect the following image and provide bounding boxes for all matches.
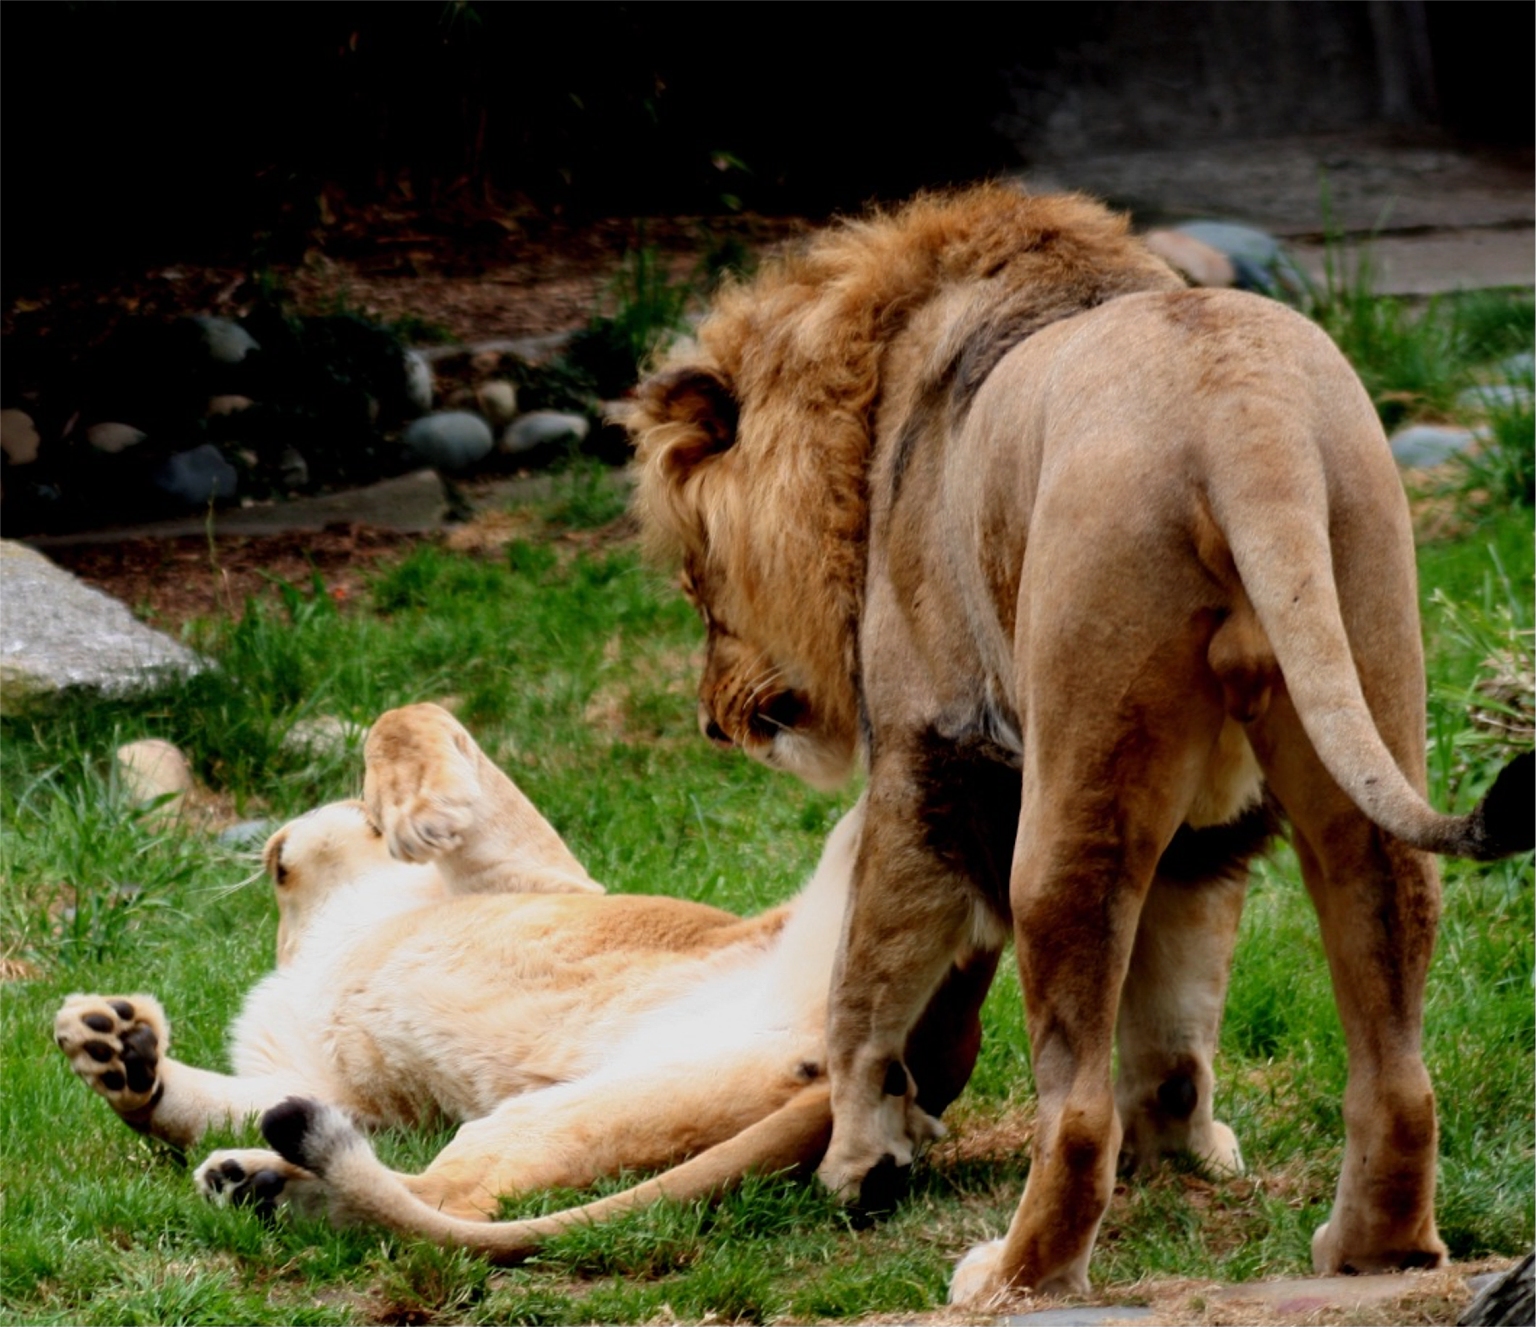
[54,994,166,1125]
[949,1238,1009,1309]
[364,706,482,863]
[196,1148,323,1218]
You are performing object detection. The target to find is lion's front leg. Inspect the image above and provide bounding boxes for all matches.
[364,703,600,896]
[817,745,1009,1210]
[54,993,309,1150]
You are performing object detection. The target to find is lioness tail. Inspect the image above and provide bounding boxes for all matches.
[261,1086,833,1260]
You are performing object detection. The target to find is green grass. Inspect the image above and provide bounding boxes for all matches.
[3,304,1533,1322]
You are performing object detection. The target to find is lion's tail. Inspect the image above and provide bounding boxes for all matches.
[259,1086,833,1261]
[1210,439,1531,863]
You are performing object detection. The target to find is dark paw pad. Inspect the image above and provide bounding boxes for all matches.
[261,1097,322,1172]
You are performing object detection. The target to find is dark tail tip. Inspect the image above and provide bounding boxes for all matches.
[262,1096,323,1173]
[1468,751,1534,861]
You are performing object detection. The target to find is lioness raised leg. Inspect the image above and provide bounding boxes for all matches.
[363,703,601,896]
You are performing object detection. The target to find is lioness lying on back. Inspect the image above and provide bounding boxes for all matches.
[54,704,981,1254]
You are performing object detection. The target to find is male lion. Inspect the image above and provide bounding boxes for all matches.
[58,703,980,1255]
[628,185,1533,1304]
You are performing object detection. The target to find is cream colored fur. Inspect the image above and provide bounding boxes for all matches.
[629,186,1530,1305]
[55,704,851,1254]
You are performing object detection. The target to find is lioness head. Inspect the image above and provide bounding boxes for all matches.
[263,800,387,965]
[629,185,1179,788]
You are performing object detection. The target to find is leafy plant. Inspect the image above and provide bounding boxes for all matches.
[566,245,693,398]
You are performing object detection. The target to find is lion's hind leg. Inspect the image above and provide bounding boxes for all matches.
[364,703,600,895]
[1254,695,1447,1275]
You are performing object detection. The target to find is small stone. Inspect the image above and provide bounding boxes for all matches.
[192,316,260,364]
[0,409,41,465]
[1170,221,1297,293]
[116,739,194,824]
[1458,382,1533,415]
[207,395,254,417]
[1390,424,1479,468]
[500,410,590,455]
[150,444,238,507]
[86,422,148,455]
[282,716,369,759]
[218,819,276,849]
[279,447,309,488]
[1497,351,1534,380]
[475,380,519,428]
[403,411,495,470]
[403,350,435,413]
[1143,230,1236,287]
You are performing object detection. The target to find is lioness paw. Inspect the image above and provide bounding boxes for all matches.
[364,707,481,863]
[54,994,166,1125]
[196,1148,323,1218]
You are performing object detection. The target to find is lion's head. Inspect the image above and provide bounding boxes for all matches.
[628,185,1178,788]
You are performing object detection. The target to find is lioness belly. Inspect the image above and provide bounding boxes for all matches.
[321,894,775,1122]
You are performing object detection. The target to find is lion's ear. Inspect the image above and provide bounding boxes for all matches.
[637,366,739,476]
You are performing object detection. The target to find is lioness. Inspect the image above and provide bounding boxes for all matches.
[58,703,987,1254]
[628,185,1533,1303]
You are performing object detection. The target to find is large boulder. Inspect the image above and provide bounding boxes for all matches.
[0,541,207,710]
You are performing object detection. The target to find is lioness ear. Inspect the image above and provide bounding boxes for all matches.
[637,366,739,476]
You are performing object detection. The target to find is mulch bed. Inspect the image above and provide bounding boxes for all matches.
[46,526,422,633]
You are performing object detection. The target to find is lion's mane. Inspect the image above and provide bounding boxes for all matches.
[629,185,1180,752]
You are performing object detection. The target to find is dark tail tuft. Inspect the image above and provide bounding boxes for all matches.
[1465,751,1534,861]
[262,1096,324,1173]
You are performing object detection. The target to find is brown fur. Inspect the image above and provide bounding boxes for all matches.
[628,186,1531,1304]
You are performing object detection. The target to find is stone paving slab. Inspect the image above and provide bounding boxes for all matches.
[1289,227,1536,297]
[24,469,453,548]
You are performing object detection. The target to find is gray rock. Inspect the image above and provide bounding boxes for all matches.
[403,411,495,470]
[500,410,590,455]
[86,421,148,455]
[282,715,369,759]
[403,350,436,414]
[150,444,238,507]
[0,541,208,708]
[192,316,260,364]
[1390,424,1479,467]
[1,409,40,465]
[1458,382,1533,415]
[1497,351,1534,381]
